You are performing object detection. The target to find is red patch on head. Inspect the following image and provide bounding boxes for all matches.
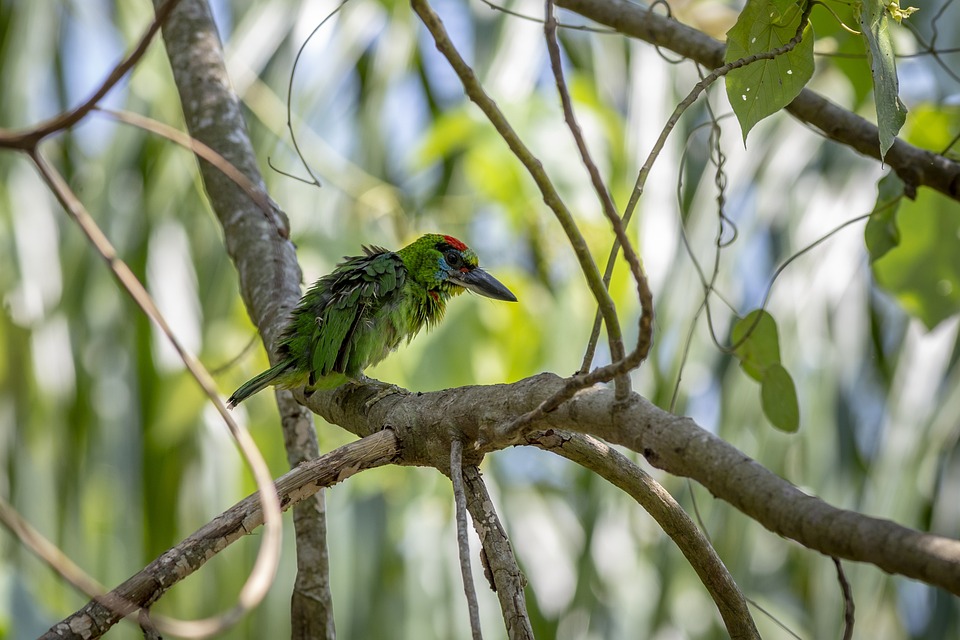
[429,291,440,301]
[443,235,468,251]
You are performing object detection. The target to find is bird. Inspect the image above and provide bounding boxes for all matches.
[227,233,517,408]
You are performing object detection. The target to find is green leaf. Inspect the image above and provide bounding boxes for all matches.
[731,310,781,382]
[860,0,908,160]
[725,0,815,142]
[864,172,904,262]
[872,189,960,329]
[761,364,800,432]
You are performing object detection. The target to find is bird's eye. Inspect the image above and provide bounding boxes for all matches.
[445,250,462,267]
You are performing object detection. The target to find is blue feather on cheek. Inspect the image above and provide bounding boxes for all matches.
[436,256,450,279]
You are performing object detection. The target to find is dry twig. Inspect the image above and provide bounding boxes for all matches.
[451,440,484,640]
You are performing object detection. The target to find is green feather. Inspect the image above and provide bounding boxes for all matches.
[226,361,293,408]
[226,234,514,406]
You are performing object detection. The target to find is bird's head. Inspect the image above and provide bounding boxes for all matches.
[399,234,517,302]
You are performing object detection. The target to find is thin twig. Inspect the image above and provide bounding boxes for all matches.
[462,467,535,640]
[45,431,399,639]
[410,0,627,380]
[833,557,855,640]
[30,150,282,640]
[139,609,162,640]
[528,429,759,639]
[901,4,960,85]
[477,0,615,32]
[554,0,960,201]
[94,107,278,223]
[0,0,182,148]
[276,0,354,186]
[744,598,803,640]
[209,331,261,376]
[544,0,654,399]
[581,0,814,372]
[706,208,878,356]
[451,440,484,640]
[506,0,820,433]
[668,84,731,411]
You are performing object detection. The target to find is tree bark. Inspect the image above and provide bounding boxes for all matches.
[152,0,335,636]
[301,375,960,597]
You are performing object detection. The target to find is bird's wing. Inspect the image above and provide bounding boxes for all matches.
[308,250,406,381]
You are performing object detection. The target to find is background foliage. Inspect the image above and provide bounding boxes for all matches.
[1,0,959,637]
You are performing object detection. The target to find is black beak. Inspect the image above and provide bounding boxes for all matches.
[454,268,517,302]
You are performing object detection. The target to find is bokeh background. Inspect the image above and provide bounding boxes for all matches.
[1,0,959,637]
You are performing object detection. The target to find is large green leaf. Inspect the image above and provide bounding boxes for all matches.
[761,363,800,432]
[732,309,782,382]
[859,0,908,159]
[725,0,815,141]
[864,172,904,262]
[872,189,960,329]
[732,310,801,431]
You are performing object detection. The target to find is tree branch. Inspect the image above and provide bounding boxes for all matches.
[410,0,628,373]
[554,0,960,201]
[152,0,336,636]
[43,431,399,638]
[833,557,855,640]
[544,0,653,399]
[527,429,759,639]
[53,372,958,633]
[450,440,484,640]
[300,374,960,597]
[462,467,536,640]
[0,0,182,149]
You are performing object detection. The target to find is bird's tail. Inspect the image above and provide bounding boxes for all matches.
[227,361,291,408]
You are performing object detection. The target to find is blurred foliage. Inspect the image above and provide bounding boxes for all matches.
[873,187,960,329]
[1,0,960,639]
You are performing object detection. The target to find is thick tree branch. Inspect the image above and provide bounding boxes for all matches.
[53,372,958,635]
[301,375,960,597]
[152,1,336,636]
[555,0,960,201]
[44,431,399,638]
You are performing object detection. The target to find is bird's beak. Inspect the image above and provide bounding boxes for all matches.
[454,268,517,302]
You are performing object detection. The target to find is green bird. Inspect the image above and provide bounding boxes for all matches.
[227,233,516,408]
